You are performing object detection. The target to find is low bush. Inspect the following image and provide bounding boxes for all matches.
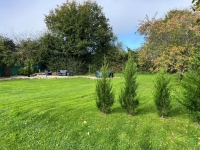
[17,60,33,76]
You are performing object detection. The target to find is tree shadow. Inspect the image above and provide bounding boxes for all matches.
[136,105,156,116]
[111,106,126,114]
[168,106,188,117]
[110,98,187,117]
[111,104,156,116]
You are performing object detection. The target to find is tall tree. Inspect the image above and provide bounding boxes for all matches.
[0,40,6,66]
[39,32,87,73]
[38,32,65,70]
[0,35,15,66]
[15,38,40,65]
[44,0,115,71]
[138,9,200,73]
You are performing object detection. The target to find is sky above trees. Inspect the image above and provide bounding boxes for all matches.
[0,0,192,49]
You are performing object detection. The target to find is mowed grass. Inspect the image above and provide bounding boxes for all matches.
[0,74,199,150]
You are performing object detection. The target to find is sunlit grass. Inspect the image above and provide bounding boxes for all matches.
[0,74,199,149]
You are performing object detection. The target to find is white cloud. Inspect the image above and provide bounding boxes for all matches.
[0,0,192,48]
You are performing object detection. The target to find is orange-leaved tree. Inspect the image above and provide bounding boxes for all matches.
[137,9,200,73]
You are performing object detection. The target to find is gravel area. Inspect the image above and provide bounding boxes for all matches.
[0,74,118,81]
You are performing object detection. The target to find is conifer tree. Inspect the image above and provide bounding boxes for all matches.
[178,52,200,123]
[119,53,139,115]
[95,56,114,113]
[153,70,171,117]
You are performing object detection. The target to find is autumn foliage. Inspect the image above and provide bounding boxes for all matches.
[137,9,200,73]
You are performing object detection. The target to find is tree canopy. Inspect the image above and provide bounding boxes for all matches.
[137,9,200,73]
[44,0,115,72]
[192,0,200,11]
[0,1,128,75]
[0,35,15,66]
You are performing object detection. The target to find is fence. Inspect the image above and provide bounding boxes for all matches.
[0,64,42,77]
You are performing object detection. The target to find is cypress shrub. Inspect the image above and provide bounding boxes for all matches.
[119,53,139,116]
[178,53,200,123]
[153,70,171,117]
[179,73,200,123]
[95,56,114,114]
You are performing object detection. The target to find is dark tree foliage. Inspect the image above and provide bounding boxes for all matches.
[39,33,65,71]
[192,0,200,23]
[104,41,128,73]
[192,0,200,11]
[15,39,39,66]
[44,0,115,72]
[0,35,16,66]
[178,52,200,123]
[27,60,32,77]
[4,66,10,77]
[0,36,16,52]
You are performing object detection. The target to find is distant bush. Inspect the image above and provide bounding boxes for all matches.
[119,53,139,116]
[153,70,171,117]
[18,60,33,77]
[95,56,114,114]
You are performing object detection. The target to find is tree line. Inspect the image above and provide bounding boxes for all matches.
[0,0,133,75]
[1,0,200,75]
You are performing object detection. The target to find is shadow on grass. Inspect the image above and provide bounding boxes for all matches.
[110,99,187,117]
[168,106,188,117]
[111,106,126,114]
[136,105,156,116]
[112,105,156,116]
[136,104,187,118]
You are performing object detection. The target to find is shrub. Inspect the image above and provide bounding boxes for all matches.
[18,60,33,77]
[119,53,139,116]
[153,70,171,117]
[95,56,114,114]
[178,52,200,123]
[179,73,200,123]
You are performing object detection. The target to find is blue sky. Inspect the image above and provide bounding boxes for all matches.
[0,0,192,49]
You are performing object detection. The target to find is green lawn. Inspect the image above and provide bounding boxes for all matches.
[0,74,199,149]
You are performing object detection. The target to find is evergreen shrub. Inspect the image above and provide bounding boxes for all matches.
[119,53,139,116]
[178,52,200,123]
[95,56,114,113]
[153,70,171,117]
